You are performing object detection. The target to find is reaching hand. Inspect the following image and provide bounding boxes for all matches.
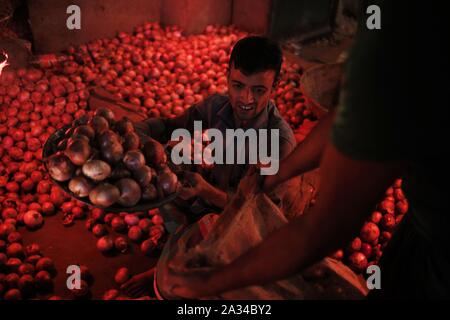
[166,267,218,299]
[178,171,209,200]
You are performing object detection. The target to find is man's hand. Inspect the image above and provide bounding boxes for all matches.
[243,164,278,194]
[167,267,219,299]
[170,143,403,296]
[236,165,264,195]
[179,171,209,200]
[179,171,229,208]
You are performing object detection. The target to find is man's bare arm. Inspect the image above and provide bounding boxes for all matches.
[200,183,228,209]
[265,111,335,190]
[171,141,403,298]
[179,171,229,209]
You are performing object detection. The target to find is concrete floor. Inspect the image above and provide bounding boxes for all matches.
[21,212,159,300]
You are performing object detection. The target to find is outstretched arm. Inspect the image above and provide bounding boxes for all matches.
[169,141,403,298]
[264,111,335,191]
[179,171,228,209]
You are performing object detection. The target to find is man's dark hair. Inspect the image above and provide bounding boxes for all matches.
[229,36,283,85]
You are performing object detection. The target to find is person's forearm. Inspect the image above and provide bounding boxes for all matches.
[206,143,401,295]
[209,198,357,293]
[199,183,228,209]
[272,111,335,186]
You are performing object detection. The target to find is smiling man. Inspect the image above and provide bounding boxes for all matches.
[136,36,296,216]
[123,36,300,298]
[228,64,276,126]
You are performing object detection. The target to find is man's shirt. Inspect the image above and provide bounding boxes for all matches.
[136,94,296,193]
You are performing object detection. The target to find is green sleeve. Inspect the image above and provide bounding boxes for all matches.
[331,5,410,162]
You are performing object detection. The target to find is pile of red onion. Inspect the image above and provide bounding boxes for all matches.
[331,178,409,274]
[85,207,165,256]
[0,21,408,299]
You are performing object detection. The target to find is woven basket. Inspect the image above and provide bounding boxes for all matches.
[0,0,13,29]
[300,63,344,117]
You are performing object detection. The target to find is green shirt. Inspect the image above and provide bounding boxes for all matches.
[331,0,449,297]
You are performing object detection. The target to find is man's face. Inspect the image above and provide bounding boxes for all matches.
[227,66,276,125]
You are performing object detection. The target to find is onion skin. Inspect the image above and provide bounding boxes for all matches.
[97,130,121,149]
[114,117,134,135]
[143,139,167,170]
[347,237,362,253]
[124,214,139,226]
[65,138,91,166]
[73,125,95,141]
[128,226,143,242]
[360,222,380,244]
[4,289,22,300]
[82,160,111,182]
[23,210,44,229]
[122,132,140,151]
[89,183,120,208]
[74,114,90,126]
[123,150,146,172]
[111,217,127,232]
[110,164,132,180]
[68,176,94,198]
[381,214,396,232]
[116,178,142,207]
[157,168,178,196]
[97,235,114,253]
[36,257,55,272]
[89,116,109,134]
[141,239,157,256]
[379,200,395,215]
[104,213,116,226]
[101,142,124,165]
[114,236,128,253]
[114,267,130,285]
[132,165,153,187]
[348,252,368,273]
[92,224,108,237]
[47,154,75,182]
[370,211,383,224]
[142,184,158,201]
[94,108,116,125]
[68,134,90,145]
